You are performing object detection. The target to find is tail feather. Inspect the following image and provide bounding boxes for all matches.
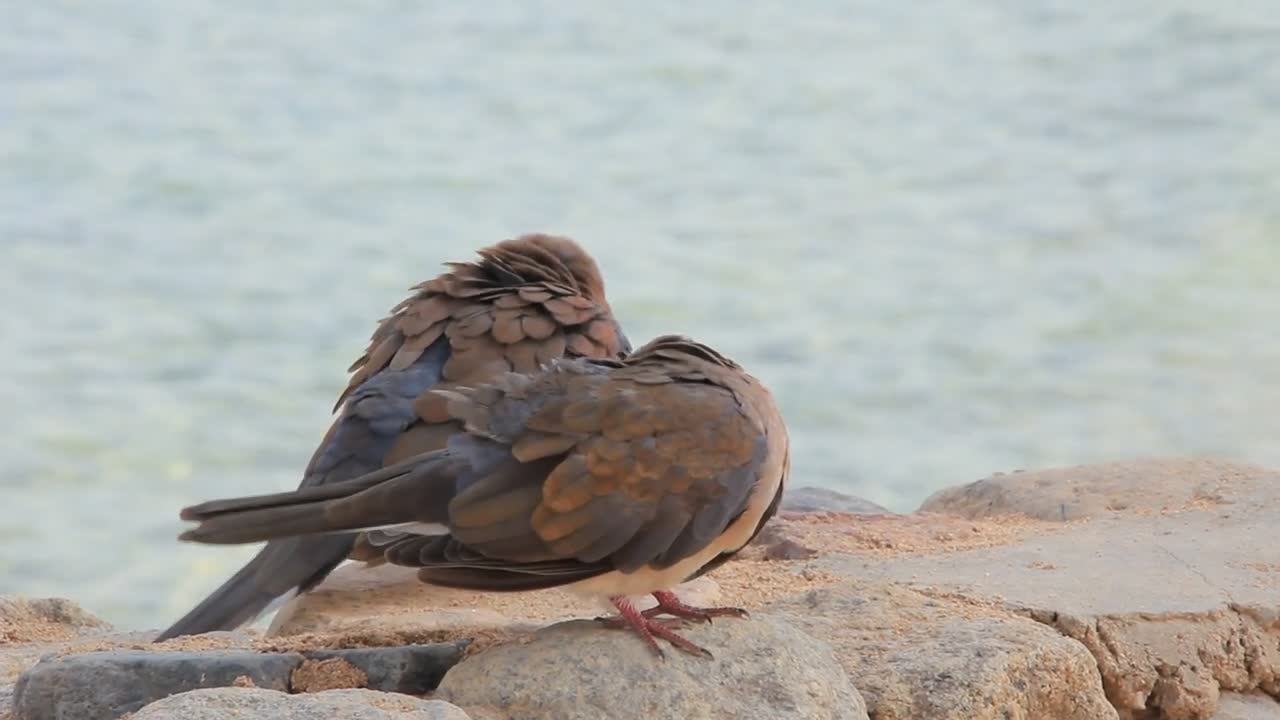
[179,453,448,522]
[178,500,365,545]
[156,449,466,643]
[154,534,351,641]
[180,450,464,545]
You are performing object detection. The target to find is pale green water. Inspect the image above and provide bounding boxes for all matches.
[2,3,1279,629]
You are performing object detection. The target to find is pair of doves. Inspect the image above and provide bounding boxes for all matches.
[159,233,790,658]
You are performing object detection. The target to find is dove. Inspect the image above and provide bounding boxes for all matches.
[155,233,630,642]
[174,334,790,658]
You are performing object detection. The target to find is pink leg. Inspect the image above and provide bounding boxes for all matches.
[598,596,715,659]
[642,590,749,623]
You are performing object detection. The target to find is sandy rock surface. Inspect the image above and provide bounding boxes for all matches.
[918,456,1272,522]
[0,597,109,646]
[822,458,1280,719]
[1,597,121,685]
[6,456,1280,720]
[767,581,1116,719]
[268,563,723,641]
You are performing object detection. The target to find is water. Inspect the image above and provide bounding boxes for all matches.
[2,2,1278,629]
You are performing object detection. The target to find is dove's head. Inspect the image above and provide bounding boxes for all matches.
[492,233,632,358]
[502,233,610,305]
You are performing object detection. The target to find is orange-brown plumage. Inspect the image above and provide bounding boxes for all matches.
[156,233,628,642]
[176,335,790,657]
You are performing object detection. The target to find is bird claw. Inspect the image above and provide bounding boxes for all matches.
[630,616,715,660]
[646,605,749,624]
[602,596,717,659]
[596,614,689,631]
[597,591,748,659]
[646,589,749,624]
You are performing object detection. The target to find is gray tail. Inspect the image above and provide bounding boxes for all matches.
[155,449,462,642]
[153,534,352,642]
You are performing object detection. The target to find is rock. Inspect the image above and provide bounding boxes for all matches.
[12,650,300,720]
[300,643,468,694]
[766,581,1115,720]
[290,656,368,692]
[781,486,891,515]
[266,563,528,637]
[268,561,720,640]
[435,613,866,720]
[1,601,244,720]
[8,640,467,720]
[3,628,254,690]
[1216,693,1280,719]
[2,630,254,720]
[1,596,117,685]
[918,457,1274,521]
[762,538,818,560]
[0,597,110,645]
[455,708,510,720]
[11,457,1275,720]
[131,687,471,719]
[819,457,1280,719]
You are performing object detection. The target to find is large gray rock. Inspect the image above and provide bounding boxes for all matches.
[781,486,891,515]
[822,457,1280,719]
[12,650,300,720]
[767,581,1116,720]
[9,641,467,720]
[436,613,866,720]
[131,687,471,719]
[0,599,254,720]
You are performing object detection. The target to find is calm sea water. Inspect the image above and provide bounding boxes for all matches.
[2,2,1278,629]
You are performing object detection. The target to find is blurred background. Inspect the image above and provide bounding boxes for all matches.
[2,2,1278,629]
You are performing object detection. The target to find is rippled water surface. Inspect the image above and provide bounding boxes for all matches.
[3,2,1279,628]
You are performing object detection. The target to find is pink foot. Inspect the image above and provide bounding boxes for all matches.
[598,596,715,659]
[643,590,749,624]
